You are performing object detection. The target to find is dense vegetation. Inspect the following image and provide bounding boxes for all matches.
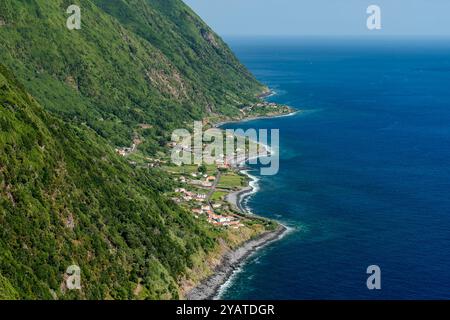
[0,64,222,299]
[0,0,263,151]
[0,0,266,299]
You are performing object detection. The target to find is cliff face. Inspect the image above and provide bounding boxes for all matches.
[0,1,263,299]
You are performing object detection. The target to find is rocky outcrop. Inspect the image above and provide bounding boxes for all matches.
[201,29,219,49]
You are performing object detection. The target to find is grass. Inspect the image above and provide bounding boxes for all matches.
[163,164,199,174]
[206,165,218,175]
[211,191,228,201]
[163,164,217,176]
[218,174,244,188]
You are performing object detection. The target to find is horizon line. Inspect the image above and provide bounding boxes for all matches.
[220,34,450,39]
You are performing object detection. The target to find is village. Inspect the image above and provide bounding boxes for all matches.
[167,162,248,229]
[111,99,292,230]
[114,130,253,229]
[162,123,273,229]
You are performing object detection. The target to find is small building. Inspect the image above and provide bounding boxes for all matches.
[207,212,233,224]
[201,181,213,187]
[222,220,243,228]
[116,149,127,157]
[217,216,232,223]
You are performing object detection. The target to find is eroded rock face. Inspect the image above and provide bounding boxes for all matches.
[201,29,219,48]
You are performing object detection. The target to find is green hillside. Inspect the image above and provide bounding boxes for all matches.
[0,0,270,300]
[0,64,219,299]
[0,0,263,150]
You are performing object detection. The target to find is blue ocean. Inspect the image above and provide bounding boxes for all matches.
[220,37,450,299]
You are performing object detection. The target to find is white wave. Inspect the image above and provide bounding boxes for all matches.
[214,262,246,300]
[214,222,294,300]
[265,90,277,98]
[277,110,299,118]
[239,170,260,213]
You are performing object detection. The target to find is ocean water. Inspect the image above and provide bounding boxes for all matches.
[220,37,450,299]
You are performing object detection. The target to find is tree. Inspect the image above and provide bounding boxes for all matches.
[198,164,207,174]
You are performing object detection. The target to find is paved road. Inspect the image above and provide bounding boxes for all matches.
[206,171,222,203]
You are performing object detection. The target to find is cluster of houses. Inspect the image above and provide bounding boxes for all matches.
[190,173,216,181]
[215,159,231,170]
[192,205,243,229]
[145,157,166,168]
[190,173,216,187]
[243,102,280,114]
[174,174,215,186]
[175,188,207,202]
[115,143,136,157]
[165,151,243,228]
[116,137,142,157]
[168,140,234,170]
[253,102,278,108]
[173,187,243,229]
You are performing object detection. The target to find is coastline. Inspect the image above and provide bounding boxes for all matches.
[213,109,299,129]
[226,185,252,213]
[186,92,292,300]
[225,169,258,213]
[185,163,288,300]
[186,224,287,300]
[211,88,298,128]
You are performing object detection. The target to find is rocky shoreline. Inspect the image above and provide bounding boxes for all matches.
[213,109,299,129]
[185,89,292,300]
[185,224,287,300]
[186,129,287,300]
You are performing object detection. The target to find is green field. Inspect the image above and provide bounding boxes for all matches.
[211,191,228,201]
[164,165,199,174]
[164,164,218,175]
[218,174,244,188]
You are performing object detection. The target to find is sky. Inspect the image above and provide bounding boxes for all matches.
[183,0,450,37]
